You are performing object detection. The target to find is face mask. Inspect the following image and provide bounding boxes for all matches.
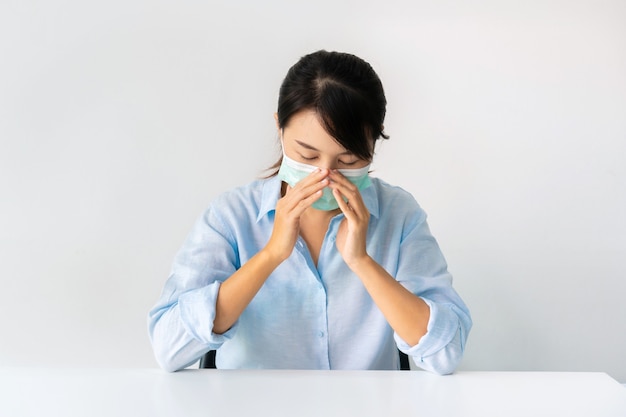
[277,149,372,211]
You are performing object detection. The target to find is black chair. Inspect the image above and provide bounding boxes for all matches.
[199,349,217,369]
[199,349,410,370]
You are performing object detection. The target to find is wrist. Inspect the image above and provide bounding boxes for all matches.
[260,244,289,267]
[345,254,375,274]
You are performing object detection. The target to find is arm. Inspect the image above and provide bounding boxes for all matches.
[330,171,472,374]
[148,170,330,371]
[390,206,472,375]
[330,171,430,345]
[147,207,240,372]
[346,256,431,346]
[213,168,330,333]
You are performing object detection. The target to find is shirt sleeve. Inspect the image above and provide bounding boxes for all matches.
[393,207,472,375]
[147,206,240,372]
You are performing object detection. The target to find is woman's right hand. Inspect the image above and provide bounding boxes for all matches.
[264,168,329,262]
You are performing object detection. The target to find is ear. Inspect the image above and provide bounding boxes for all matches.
[273,112,280,130]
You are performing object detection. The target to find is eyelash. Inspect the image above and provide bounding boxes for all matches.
[300,155,359,166]
[340,160,359,166]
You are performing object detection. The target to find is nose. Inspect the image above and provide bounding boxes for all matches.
[317,158,340,171]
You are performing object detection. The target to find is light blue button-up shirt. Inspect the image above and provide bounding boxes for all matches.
[148,176,472,374]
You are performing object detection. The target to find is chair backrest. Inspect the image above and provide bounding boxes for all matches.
[199,349,410,370]
[199,349,217,369]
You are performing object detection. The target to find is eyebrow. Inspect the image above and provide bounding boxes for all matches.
[295,140,353,155]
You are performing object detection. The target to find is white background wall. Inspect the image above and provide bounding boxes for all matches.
[1,1,625,381]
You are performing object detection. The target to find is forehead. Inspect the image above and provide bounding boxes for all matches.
[282,110,348,154]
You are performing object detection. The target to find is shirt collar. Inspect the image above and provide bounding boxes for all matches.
[257,176,282,223]
[257,175,380,223]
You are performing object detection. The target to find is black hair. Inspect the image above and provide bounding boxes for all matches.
[269,50,388,174]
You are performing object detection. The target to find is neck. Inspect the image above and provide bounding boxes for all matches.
[302,206,341,221]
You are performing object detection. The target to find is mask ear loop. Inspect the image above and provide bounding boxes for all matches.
[279,129,289,162]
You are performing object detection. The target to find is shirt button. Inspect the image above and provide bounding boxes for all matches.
[318,331,325,338]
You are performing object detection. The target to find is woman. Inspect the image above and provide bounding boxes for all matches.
[148,50,472,374]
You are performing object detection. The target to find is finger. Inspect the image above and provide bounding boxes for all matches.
[328,168,348,181]
[284,179,328,211]
[332,187,357,221]
[328,170,360,197]
[290,188,324,217]
[328,175,365,211]
[283,170,329,208]
[293,168,330,189]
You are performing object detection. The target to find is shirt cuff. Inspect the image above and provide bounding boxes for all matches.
[394,297,460,359]
[178,281,238,347]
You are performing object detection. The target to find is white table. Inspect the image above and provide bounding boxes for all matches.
[1,368,625,416]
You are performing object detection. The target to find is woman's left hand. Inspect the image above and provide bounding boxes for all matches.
[329,170,371,268]
[330,171,431,347]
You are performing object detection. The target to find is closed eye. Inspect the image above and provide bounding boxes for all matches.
[339,160,359,166]
[299,154,318,161]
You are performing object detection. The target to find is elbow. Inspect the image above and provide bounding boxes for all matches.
[415,353,463,376]
[150,333,195,373]
[413,328,467,375]
[430,358,461,376]
[153,345,189,373]
[159,359,184,373]
[149,330,187,373]
[152,344,180,372]
[148,310,188,372]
